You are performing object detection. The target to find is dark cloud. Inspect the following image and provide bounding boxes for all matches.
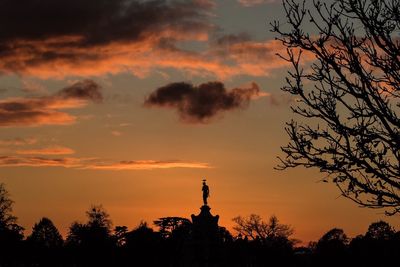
[0,0,213,76]
[0,1,297,79]
[0,0,211,44]
[57,80,103,102]
[0,98,70,127]
[214,33,252,47]
[211,32,279,60]
[0,1,295,79]
[145,81,265,123]
[0,80,102,127]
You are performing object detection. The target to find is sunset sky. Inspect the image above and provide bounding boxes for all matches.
[0,0,398,244]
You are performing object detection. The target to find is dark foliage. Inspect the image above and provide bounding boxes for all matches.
[27,217,63,248]
[153,216,192,239]
[0,190,398,266]
[25,217,63,265]
[314,228,349,267]
[0,183,24,265]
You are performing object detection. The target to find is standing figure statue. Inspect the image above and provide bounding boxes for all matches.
[202,179,210,205]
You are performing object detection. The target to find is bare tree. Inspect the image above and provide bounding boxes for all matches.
[272,0,400,214]
[232,214,293,241]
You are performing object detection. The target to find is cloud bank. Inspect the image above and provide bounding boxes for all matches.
[0,80,102,127]
[0,0,214,78]
[0,0,295,79]
[145,81,266,123]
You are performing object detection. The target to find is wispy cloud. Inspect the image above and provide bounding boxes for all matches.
[111,131,122,137]
[0,156,211,170]
[16,146,75,155]
[209,34,306,77]
[0,156,81,168]
[85,160,211,170]
[145,81,267,123]
[0,80,102,127]
[0,137,37,146]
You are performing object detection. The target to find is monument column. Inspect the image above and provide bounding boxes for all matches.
[190,179,221,266]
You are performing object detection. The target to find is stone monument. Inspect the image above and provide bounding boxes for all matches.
[190,179,221,266]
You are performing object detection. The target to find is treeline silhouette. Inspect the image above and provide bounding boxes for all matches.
[1,184,400,267]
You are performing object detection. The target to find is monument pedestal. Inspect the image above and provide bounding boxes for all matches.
[190,205,221,266]
[191,205,219,229]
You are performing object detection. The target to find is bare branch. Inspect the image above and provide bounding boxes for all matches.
[272,0,400,214]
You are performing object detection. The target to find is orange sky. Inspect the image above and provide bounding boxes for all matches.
[0,0,399,244]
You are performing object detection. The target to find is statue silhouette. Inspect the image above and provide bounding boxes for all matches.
[202,179,210,205]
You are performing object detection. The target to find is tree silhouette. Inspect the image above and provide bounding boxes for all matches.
[318,228,349,245]
[26,217,63,265]
[316,228,349,252]
[125,221,160,245]
[65,205,115,265]
[353,221,398,266]
[365,220,395,240]
[67,205,113,246]
[113,225,128,247]
[0,183,24,265]
[125,221,164,266]
[315,228,349,267]
[27,217,63,248]
[153,217,191,239]
[66,221,87,247]
[0,183,23,238]
[87,205,112,227]
[232,214,294,241]
[232,215,295,266]
[218,226,233,243]
[0,183,17,229]
[273,0,400,214]
[3,182,400,266]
